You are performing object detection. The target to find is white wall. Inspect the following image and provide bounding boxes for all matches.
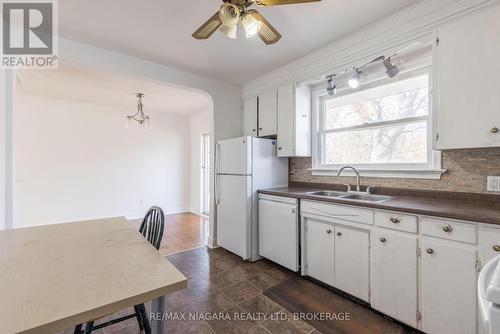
[13,94,191,228]
[1,37,241,246]
[190,112,210,215]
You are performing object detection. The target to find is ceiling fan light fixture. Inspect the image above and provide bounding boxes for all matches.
[242,12,263,38]
[219,24,238,39]
[219,3,240,27]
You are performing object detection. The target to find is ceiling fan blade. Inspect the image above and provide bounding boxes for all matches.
[248,10,281,45]
[192,12,223,40]
[254,0,321,6]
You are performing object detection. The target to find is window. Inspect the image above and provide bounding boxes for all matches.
[313,69,443,178]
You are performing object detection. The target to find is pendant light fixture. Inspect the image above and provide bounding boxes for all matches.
[126,93,150,129]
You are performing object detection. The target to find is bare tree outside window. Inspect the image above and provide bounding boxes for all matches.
[321,74,429,166]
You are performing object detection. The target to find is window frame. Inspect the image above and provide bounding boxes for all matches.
[311,67,445,179]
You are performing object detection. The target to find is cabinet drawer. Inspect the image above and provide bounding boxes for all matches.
[301,201,373,226]
[375,211,418,234]
[421,217,477,244]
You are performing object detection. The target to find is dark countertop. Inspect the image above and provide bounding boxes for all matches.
[258,186,500,225]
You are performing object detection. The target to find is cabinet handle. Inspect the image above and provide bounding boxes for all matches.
[326,229,332,234]
[493,245,500,252]
[390,218,400,224]
[380,237,386,243]
[427,248,434,255]
[336,232,342,237]
[442,225,453,233]
[491,127,499,134]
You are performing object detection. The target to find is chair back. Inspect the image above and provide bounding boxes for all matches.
[139,206,165,250]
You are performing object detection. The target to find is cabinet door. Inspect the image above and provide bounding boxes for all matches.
[334,226,370,302]
[303,219,334,286]
[479,226,500,266]
[422,239,477,334]
[277,83,295,157]
[258,90,278,137]
[435,6,500,149]
[372,231,418,327]
[259,199,298,271]
[243,97,258,137]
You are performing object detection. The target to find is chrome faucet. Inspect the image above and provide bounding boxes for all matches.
[337,166,361,192]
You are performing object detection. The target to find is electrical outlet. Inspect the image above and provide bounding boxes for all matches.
[487,176,500,192]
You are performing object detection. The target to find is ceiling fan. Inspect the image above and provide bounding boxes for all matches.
[192,0,321,45]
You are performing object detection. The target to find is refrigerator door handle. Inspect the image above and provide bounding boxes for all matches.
[216,143,221,205]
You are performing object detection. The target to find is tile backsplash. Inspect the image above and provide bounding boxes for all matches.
[290,148,500,195]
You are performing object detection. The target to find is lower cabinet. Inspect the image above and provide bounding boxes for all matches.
[421,239,477,334]
[372,230,418,327]
[303,218,335,286]
[334,226,370,302]
[303,218,369,301]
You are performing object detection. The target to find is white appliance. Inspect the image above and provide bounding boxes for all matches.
[479,255,500,334]
[258,194,298,271]
[216,136,288,261]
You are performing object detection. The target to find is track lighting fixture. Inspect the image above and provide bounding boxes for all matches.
[326,75,337,96]
[348,69,362,89]
[383,57,400,79]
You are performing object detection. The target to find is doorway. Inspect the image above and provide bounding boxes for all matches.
[201,133,210,216]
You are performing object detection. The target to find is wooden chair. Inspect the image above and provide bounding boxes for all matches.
[74,207,165,334]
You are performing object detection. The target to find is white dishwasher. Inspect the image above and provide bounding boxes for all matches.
[479,255,500,334]
[258,194,299,271]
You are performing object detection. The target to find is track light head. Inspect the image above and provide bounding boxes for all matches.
[348,69,362,89]
[383,58,399,78]
[327,75,337,96]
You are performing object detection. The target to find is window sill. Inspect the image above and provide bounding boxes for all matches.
[309,168,447,180]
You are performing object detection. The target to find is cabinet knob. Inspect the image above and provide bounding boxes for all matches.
[252,129,256,132]
[259,128,263,131]
[336,232,342,237]
[442,225,453,233]
[326,229,332,234]
[493,245,500,252]
[380,237,386,243]
[426,248,434,255]
[390,218,400,224]
[278,147,282,150]
[291,209,295,214]
[491,127,499,134]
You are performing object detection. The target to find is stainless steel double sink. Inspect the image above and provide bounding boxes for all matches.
[306,190,393,203]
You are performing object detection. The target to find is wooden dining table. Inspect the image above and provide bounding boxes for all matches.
[0,217,187,334]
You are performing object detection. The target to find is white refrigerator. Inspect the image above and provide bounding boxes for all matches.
[216,136,288,261]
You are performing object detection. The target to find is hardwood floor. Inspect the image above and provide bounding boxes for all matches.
[130,212,208,256]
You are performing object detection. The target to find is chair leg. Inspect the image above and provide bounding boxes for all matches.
[74,324,82,334]
[84,321,94,334]
[139,304,151,334]
[134,305,144,330]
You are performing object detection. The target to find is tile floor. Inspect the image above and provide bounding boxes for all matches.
[62,246,414,334]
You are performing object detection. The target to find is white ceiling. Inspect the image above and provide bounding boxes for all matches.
[17,63,211,117]
[59,0,424,84]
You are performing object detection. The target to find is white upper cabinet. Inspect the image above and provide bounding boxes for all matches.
[277,83,311,157]
[243,97,258,137]
[434,5,500,149]
[258,90,278,137]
